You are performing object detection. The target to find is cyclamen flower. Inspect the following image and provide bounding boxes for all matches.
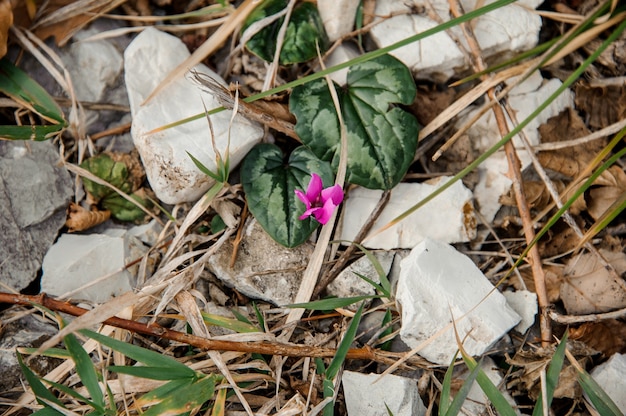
[294,173,344,225]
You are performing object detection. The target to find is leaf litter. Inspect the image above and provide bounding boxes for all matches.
[1,0,626,414]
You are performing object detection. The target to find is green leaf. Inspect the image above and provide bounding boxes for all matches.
[80,153,136,200]
[100,189,152,223]
[439,351,458,416]
[63,331,105,410]
[286,295,378,310]
[460,355,516,416]
[241,143,335,247]
[243,0,329,64]
[187,151,222,182]
[0,57,66,141]
[81,329,196,378]
[444,361,481,416]
[290,54,418,190]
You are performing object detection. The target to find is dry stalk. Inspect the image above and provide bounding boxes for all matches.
[0,293,431,367]
[449,0,551,345]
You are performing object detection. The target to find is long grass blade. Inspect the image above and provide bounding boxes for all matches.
[444,361,481,416]
[532,333,568,416]
[578,371,623,416]
[286,295,378,310]
[81,329,195,377]
[16,353,65,410]
[63,331,105,410]
[326,303,364,380]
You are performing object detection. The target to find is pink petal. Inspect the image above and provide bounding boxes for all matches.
[306,173,323,201]
[299,207,317,220]
[314,198,339,225]
[321,184,344,205]
[294,189,311,209]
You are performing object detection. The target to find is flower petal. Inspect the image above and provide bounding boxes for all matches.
[314,198,339,225]
[294,189,311,209]
[306,173,323,201]
[321,184,344,205]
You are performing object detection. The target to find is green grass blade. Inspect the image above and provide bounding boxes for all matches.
[578,371,623,416]
[352,272,386,294]
[187,151,222,181]
[251,302,266,331]
[352,243,392,297]
[439,351,459,416]
[16,352,65,409]
[31,409,65,416]
[326,303,364,379]
[63,331,105,410]
[378,308,393,351]
[0,124,65,141]
[202,311,260,333]
[81,329,195,377]
[43,378,100,410]
[18,347,71,359]
[444,360,481,416]
[286,295,378,310]
[532,332,568,416]
[109,365,197,380]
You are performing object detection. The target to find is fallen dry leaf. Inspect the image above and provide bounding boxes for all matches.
[500,180,586,214]
[65,202,111,232]
[575,83,626,129]
[538,223,581,258]
[519,265,562,303]
[570,319,626,357]
[0,0,12,58]
[587,165,626,220]
[560,249,626,315]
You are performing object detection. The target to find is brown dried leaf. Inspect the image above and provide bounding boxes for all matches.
[411,84,457,126]
[519,265,562,303]
[587,166,626,220]
[500,180,586,214]
[560,249,626,315]
[538,223,581,258]
[570,319,626,357]
[575,82,626,129]
[0,0,12,58]
[65,202,111,232]
[32,0,127,46]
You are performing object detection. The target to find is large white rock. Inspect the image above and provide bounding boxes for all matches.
[41,229,146,303]
[124,28,264,204]
[318,0,360,42]
[342,371,426,416]
[589,353,626,414]
[463,72,574,222]
[503,290,538,333]
[396,238,520,364]
[370,0,542,82]
[341,177,476,250]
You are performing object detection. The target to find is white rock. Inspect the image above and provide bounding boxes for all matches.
[327,252,394,306]
[318,0,360,42]
[322,43,359,85]
[370,0,542,82]
[341,177,476,250]
[396,238,520,364]
[589,353,626,414]
[342,371,426,416]
[41,230,146,303]
[503,290,537,333]
[464,73,574,222]
[124,28,264,204]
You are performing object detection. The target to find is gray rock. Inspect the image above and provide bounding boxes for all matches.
[40,229,147,303]
[589,353,626,414]
[327,251,394,308]
[0,141,73,291]
[0,314,61,392]
[205,219,314,306]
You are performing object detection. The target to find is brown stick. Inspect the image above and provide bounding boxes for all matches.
[449,0,551,345]
[0,292,429,366]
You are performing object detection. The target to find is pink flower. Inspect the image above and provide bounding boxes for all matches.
[294,173,344,225]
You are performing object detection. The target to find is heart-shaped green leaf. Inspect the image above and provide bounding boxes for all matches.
[241,144,334,247]
[242,0,329,65]
[290,54,419,189]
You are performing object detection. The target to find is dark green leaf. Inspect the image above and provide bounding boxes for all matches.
[109,365,197,380]
[326,303,364,379]
[578,371,623,416]
[243,0,329,64]
[17,353,65,409]
[443,358,481,416]
[291,54,418,189]
[241,143,335,247]
[533,332,568,416]
[140,374,216,416]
